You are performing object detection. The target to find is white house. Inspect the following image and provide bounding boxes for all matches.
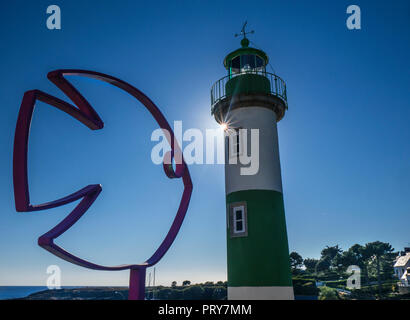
[394,248,410,292]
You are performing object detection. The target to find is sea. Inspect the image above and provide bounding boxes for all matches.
[0,286,78,300]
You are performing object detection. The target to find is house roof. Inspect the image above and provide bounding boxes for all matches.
[394,253,410,267]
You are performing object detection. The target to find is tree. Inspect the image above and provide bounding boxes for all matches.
[321,245,343,270]
[171,281,177,288]
[202,285,215,299]
[334,244,364,275]
[335,250,355,269]
[289,252,303,274]
[316,257,331,273]
[182,285,204,299]
[182,280,191,286]
[381,251,397,280]
[364,241,394,295]
[303,258,319,274]
[341,244,371,284]
[157,288,173,300]
[314,245,343,277]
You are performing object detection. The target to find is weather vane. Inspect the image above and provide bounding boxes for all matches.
[235,21,254,39]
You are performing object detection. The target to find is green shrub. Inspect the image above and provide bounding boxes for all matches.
[211,286,227,300]
[293,278,320,296]
[324,279,346,288]
[319,287,339,300]
[350,282,394,297]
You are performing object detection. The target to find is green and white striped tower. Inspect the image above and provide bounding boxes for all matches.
[210,32,294,300]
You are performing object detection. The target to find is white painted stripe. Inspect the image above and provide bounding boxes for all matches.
[225,106,283,194]
[228,286,294,300]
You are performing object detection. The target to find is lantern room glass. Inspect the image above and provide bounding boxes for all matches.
[229,54,266,78]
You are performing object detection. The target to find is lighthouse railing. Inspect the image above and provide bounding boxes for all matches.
[211,71,287,111]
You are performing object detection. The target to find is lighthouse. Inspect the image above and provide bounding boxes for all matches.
[210,26,294,300]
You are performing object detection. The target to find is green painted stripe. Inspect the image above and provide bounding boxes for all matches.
[226,189,292,287]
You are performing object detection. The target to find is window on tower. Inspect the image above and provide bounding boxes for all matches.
[226,127,243,160]
[232,130,240,156]
[229,202,248,237]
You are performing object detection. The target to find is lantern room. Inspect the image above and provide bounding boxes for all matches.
[224,38,269,77]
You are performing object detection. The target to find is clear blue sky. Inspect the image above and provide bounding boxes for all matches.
[0,0,409,286]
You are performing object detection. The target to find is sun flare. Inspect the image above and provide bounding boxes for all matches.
[220,123,228,131]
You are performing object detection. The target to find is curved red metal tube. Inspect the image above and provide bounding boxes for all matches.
[13,69,193,300]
